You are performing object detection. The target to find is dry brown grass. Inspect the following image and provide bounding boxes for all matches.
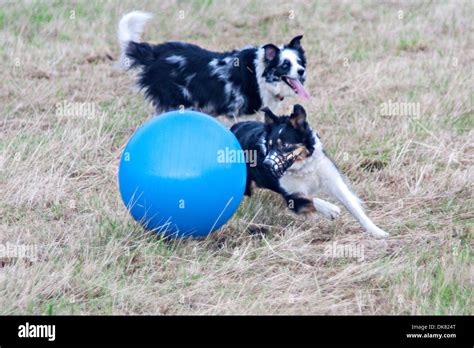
[0,0,472,314]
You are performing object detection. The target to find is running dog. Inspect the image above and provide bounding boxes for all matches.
[118,11,310,117]
[231,105,389,238]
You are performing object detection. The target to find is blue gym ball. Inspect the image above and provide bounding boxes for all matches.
[118,110,247,238]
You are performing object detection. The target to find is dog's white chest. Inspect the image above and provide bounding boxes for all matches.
[279,154,321,195]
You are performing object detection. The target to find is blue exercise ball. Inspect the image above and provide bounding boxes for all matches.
[118,110,246,238]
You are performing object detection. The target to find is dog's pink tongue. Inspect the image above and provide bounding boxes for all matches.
[289,78,310,100]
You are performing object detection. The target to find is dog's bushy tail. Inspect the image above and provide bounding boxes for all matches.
[118,11,154,69]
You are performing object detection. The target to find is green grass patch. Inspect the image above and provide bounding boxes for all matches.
[30,3,53,25]
[360,139,392,164]
[450,111,474,134]
[351,46,369,61]
[0,9,5,29]
[398,34,421,51]
[389,244,473,314]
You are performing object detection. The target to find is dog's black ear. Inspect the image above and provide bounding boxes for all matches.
[262,44,279,62]
[261,107,278,125]
[288,35,303,50]
[289,104,307,129]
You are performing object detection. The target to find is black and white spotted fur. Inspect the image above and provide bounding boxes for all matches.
[231,105,389,238]
[118,11,310,117]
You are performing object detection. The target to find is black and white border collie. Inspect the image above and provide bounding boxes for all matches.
[231,105,389,238]
[118,11,310,117]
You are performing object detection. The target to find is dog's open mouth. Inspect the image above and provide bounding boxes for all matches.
[282,77,310,100]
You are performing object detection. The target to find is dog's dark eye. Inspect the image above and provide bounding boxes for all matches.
[281,60,290,69]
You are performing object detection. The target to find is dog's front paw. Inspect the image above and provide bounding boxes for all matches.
[313,199,341,220]
[322,205,341,220]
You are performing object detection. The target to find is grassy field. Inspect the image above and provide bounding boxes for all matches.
[0,0,472,315]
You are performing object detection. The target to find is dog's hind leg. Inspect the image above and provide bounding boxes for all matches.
[316,156,388,238]
[327,175,389,238]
